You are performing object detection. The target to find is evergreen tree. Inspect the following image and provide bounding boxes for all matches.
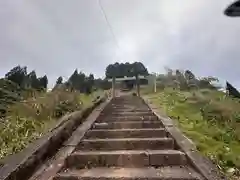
[68,69,79,90]
[5,65,27,87]
[39,75,48,89]
[105,62,148,79]
[56,76,63,85]
[88,74,95,88]
[226,81,240,98]
[28,71,39,89]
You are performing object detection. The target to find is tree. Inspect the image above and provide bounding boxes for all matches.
[105,64,117,78]
[68,69,79,90]
[226,81,240,99]
[56,76,63,85]
[38,75,48,89]
[94,78,111,90]
[198,76,219,90]
[105,62,149,79]
[184,70,197,89]
[5,65,27,87]
[129,62,148,96]
[88,74,94,88]
[78,72,86,92]
[27,71,39,89]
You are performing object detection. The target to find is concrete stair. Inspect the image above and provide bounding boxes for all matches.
[76,138,174,151]
[92,121,163,129]
[65,150,187,168]
[84,128,167,138]
[54,167,203,180]
[98,115,159,122]
[54,96,204,180]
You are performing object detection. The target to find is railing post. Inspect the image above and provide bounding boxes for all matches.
[136,74,140,97]
[112,76,116,98]
[154,75,157,93]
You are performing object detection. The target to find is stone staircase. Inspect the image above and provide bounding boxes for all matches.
[53,96,204,180]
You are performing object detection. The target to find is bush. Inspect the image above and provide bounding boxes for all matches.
[0,89,85,159]
[54,100,81,118]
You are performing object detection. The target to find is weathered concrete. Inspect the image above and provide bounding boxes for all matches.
[66,150,187,168]
[110,112,155,116]
[28,95,208,180]
[54,166,203,180]
[97,115,159,122]
[77,138,174,151]
[84,128,167,139]
[92,121,163,129]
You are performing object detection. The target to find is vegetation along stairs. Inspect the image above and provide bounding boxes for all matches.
[42,95,204,180]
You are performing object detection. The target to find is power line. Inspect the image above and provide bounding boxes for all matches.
[98,0,120,51]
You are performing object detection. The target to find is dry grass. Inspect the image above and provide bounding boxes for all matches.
[145,88,240,179]
[0,89,103,159]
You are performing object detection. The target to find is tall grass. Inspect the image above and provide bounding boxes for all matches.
[145,88,240,179]
[0,89,102,159]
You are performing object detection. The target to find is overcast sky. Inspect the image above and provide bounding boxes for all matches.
[0,0,240,87]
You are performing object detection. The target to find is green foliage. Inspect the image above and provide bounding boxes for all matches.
[56,76,63,85]
[105,62,148,78]
[94,78,111,90]
[0,65,105,160]
[54,100,80,118]
[226,81,240,99]
[0,66,49,116]
[38,75,48,89]
[156,68,220,91]
[0,89,101,159]
[5,65,27,87]
[67,70,96,94]
[26,71,48,90]
[27,71,38,89]
[146,89,240,178]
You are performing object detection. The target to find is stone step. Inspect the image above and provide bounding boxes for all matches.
[84,128,167,139]
[77,138,174,151]
[106,113,155,117]
[108,106,151,111]
[109,112,155,116]
[54,166,203,180]
[66,150,187,169]
[97,116,158,121]
[92,121,163,129]
[97,116,159,122]
[97,117,157,122]
[109,109,151,112]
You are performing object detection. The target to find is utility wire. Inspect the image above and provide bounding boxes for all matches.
[98,0,120,51]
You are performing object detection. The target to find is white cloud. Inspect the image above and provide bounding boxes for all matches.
[0,0,240,87]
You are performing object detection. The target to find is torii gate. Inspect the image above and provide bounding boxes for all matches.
[109,75,157,98]
[224,0,240,17]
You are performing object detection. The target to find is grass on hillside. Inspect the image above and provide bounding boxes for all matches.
[0,89,103,160]
[144,88,240,179]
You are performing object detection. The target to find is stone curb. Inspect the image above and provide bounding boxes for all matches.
[29,98,111,180]
[0,96,106,180]
[143,97,227,180]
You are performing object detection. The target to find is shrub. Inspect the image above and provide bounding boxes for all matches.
[0,89,85,159]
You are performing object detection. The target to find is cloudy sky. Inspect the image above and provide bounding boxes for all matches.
[0,0,240,87]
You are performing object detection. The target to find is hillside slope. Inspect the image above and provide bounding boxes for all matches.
[144,88,240,179]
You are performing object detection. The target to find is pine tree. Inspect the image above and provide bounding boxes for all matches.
[39,75,48,89]
[5,65,27,87]
[56,76,63,85]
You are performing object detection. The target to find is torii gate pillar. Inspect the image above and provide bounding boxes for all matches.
[112,77,116,98]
